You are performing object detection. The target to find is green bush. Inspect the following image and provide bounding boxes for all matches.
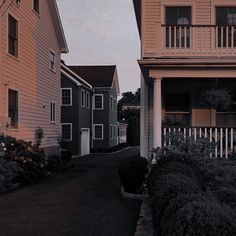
[161,200,236,236]
[0,158,18,192]
[119,156,148,193]
[147,156,205,196]
[150,173,202,230]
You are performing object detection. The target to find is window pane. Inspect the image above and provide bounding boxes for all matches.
[62,124,71,141]
[62,89,71,105]
[34,0,39,13]
[8,89,18,128]
[95,126,103,139]
[95,95,103,109]
[166,7,191,25]
[8,15,18,57]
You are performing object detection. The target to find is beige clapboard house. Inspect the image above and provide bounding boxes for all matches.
[0,0,68,154]
[133,0,236,158]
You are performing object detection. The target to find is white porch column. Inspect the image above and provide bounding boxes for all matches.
[153,78,162,148]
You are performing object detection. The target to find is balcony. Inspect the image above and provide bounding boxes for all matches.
[161,25,236,57]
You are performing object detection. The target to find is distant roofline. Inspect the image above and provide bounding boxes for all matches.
[61,63,93,89]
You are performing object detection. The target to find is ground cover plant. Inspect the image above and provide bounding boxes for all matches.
[119,155,148,194]
[0,133,72,192]
[148,134,236,235]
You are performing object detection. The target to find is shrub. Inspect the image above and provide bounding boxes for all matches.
[161,200,236,236]
[119,156,148,194]
[147,156,205,196]
[0,158,18,192]
[61,150,72,163]
[150,173,202,230]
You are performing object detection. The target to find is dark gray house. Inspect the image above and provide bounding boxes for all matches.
[61,62,93,157]
[69,65,120,151]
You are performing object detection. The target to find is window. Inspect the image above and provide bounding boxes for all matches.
[61,88,72,106]
[114,125,116,138]
[8,89,18,128]
[33,0,39,14]
[81,90,85,107]
[110,96,113,111]
[61,123,72,141]
[114,98,117,112]
[165,94,189,112]
[49,51,56,71]
[50,102,56,123]
[94,124,103,140]
[86,92,90,109]
[216,7,236,48]
[110,125,113,139]
[165,7,192,48]
[94,94,103,110]
[166,7,191,25]
[8,15,18,57]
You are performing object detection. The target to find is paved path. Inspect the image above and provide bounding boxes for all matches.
[0,147,141,236]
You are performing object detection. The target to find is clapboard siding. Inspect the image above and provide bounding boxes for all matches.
[0,0,64,150]
[142,0,236,58]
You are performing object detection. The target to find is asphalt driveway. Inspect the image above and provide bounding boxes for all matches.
[0,147,141,236]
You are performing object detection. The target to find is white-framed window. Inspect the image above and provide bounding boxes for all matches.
[81,89,85,107]
[110,125,113,139]
[49,50,56,72]
[94,94,103,110]
[110,96,113,111]
[114,98,117,112]
[8,89,19,128]
[8,14,18,58]
[93,124,103,140]
[33,0,39,14]
[61,123,72,141]
[86,92,90,109]
[50,102,56,123]
[114,125,116,138]
[61,88,72,106]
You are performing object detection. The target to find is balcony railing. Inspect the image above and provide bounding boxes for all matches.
[162,25,236,56]
[163,127,236,158]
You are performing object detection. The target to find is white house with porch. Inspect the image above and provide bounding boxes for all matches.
[133,0,236,158]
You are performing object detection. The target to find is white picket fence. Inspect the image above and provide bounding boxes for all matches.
[163,127,236,158]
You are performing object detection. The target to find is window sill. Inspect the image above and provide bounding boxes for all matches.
[7,53,19,62]
[32,9,40,18]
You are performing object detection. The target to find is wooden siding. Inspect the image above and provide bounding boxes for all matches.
[0,0,63,149]
[142,0,236,58]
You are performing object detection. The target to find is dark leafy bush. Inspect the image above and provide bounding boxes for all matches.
[119,156,148,193]
[162,193,208,224]
[61,150,72,162]
[206,159,236,188]
[0,158,18,192]
[147,156,205,196]
[150,173,202,230]
[161,200,236,236]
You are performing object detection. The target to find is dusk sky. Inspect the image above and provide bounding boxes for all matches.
[57,0,140,94]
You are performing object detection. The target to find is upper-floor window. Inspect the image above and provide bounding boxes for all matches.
[166,7,191,25]
[50,102,56,123]
[61,88,72,106]
[165,7,191,49]
[110,96,113,111]
[8,15,18,57]
[216,7,236,48]
[33,0,40,14]
[216,7,236,26]
[81,90,85,107]
[49,51,56,72]
[86,92,90,109]
[94,94,103,110]
[8,89,18,128]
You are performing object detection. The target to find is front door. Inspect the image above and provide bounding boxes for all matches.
[81,129,90,156]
